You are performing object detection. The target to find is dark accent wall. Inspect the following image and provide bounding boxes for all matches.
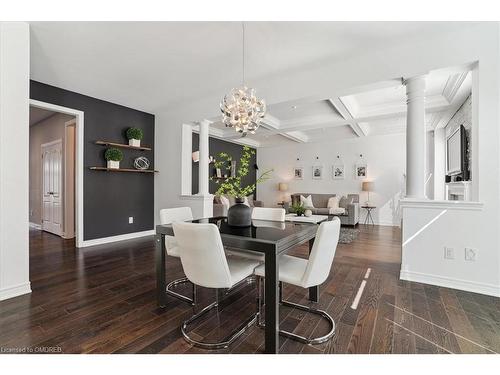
[192,133,257,197]
[30,81,155,241]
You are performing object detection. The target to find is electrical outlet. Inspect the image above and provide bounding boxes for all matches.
[444,247,454,260]
[128,216,134,224]
[465,248,476,262]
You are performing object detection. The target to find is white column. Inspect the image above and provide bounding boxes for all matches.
[198,119,210,196]
[0,22,31,300]
[405,75,427,199]
[180,124,193,195]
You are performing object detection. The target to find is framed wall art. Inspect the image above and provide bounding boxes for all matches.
[312,165,323,180]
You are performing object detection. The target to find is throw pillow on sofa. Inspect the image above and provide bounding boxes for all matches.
[327,196,345,215]
[339,196,353,208]
[327,196,339,209]
[300,194,315,208]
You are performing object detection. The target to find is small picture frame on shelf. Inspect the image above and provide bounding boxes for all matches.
[332,164,345,180]
[312,165,323,180]
[356,163,367,179]
[293,167,304,180]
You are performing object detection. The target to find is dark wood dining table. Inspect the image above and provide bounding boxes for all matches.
[155,216,323,354]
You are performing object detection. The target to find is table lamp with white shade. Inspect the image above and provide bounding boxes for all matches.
[278,182,289,205]
[362,181,374,206]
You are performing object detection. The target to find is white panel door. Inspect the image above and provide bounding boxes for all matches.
[41,140,63,236]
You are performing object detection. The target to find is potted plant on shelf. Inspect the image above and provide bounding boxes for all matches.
[126,127,144,147]
[211,146,272,227]
[105,147,123,169]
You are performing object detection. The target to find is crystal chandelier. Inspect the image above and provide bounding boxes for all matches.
[220,23,266,137]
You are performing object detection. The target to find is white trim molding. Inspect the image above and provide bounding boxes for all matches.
[29,99,85,247]
[400,198,484,211]
[80,229,155,248]
[0,282,32,301]
[29,222,42,230]
[400,270,500,297]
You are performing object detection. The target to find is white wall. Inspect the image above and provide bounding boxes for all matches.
[257,134,406,226]
[399,27,500,296]
[0,22,31,300]
[155,23,500,296]
[400,201,496,296]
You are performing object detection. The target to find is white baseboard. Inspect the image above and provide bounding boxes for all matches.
[373,221,399,227]
[359,220,399,227]
[0,282,32,301]
[400,270,500,297]
[79,229,155,248]
[29,222,41,230]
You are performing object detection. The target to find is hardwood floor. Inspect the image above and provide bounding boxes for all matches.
[1,225,499,354]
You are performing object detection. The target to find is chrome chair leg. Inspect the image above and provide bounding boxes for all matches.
[181,288,257,350]
[256,276,335,345]
[279,299,336,345]
[166,276,195,305]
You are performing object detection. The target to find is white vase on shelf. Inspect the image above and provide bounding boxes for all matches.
[107,160,120,169]
[129,138,141,147]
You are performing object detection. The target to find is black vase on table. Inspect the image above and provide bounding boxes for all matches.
[227,197,252,227]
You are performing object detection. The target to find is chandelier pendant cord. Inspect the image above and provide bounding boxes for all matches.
[242,22,245,87]
[220,21,266,136]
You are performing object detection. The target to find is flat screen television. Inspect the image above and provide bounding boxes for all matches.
[446,124,468,179]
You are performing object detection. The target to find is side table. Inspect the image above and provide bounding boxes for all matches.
[361,206,376,225]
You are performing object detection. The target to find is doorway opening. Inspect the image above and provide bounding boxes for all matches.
[29,100,84,246]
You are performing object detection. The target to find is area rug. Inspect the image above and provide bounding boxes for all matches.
[339,227,360,244]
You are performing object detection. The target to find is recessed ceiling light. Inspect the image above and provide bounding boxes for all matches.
[291,105,297,110]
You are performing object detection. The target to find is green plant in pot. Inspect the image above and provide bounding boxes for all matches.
[211,146,272,227]
[291,202,306,216]
[126,127,144,147]
[105,147,123,169]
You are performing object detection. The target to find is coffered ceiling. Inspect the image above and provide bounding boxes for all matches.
[205,67,472,148]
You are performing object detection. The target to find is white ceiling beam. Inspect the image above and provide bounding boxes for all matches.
[270,103,451,134]
[260,113,281,129]
[433,72,472,130]
[442,72,469,104]
[192,120,261,148]
[427,62,476,79]
[328,98,367,137]
[280,131,309,143]
[228,137,261,148]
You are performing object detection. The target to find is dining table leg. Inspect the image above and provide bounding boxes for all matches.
[264,250,279,354]
[155,233,167,307]
[308,238,319,302]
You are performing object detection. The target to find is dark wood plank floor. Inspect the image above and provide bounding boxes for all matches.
[1,225,499,354]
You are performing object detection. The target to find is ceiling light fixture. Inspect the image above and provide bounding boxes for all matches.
[220,22,266,137]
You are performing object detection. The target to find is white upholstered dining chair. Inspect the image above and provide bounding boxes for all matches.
[254,217,341,345]
[172,221,260,349]
[159,207,194,304]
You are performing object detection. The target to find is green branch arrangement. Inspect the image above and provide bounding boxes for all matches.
[211,146,272,199]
